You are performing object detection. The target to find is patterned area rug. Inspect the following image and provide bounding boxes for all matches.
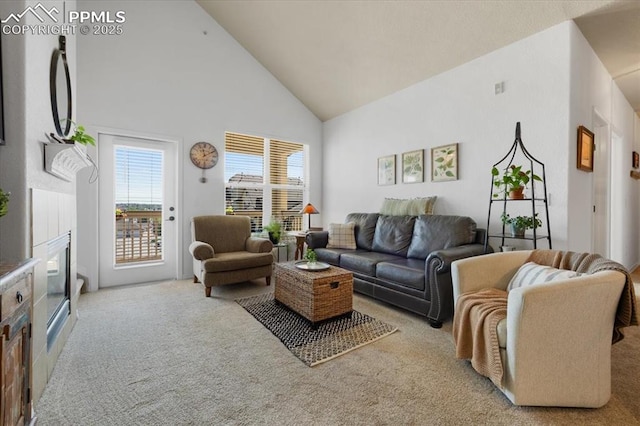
[237,293,398,366]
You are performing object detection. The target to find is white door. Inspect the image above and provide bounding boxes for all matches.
[98,133,178,287]
[592,118,610,257]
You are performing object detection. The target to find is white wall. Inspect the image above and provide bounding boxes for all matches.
[568,22,638,268]
[76,0,322,287]
[323,20,639,268]
[323,22,573,249]
[0,0,82,404]
[637,114,640,269]
[0,0,76,258]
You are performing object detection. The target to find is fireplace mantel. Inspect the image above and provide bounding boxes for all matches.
[44,142,92,182]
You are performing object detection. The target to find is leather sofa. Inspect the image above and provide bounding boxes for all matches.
[306,213,489,327]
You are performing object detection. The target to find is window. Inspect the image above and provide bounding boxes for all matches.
[225,132,307,233]
[113,146,163,264]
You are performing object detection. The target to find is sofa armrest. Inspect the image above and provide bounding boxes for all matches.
[189,241,215,260]
[425,243,497,324]
[427,244,492,275]
[246,237,273,253]
[306,231,329,249]
[451,251,532,304]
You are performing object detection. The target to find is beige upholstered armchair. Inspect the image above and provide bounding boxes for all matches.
[189,215,274,297]
[452,250,636,408]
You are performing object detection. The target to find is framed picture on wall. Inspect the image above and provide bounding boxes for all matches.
[431,143,458,182]
[402,149,424,183]
[577,125,594,172]
[378,154,396,185]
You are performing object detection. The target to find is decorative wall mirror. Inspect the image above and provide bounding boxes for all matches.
[50,35,72,138]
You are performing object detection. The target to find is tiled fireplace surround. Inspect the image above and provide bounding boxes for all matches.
[30,188,80,403]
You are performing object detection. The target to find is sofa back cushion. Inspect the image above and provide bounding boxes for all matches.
[372,215,416,257]
[407,215,477,260]
[380,197,437,215]
[192,215,249,253]
[346,213,380,250]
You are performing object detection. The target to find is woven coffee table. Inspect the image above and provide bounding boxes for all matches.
[274,262,353,327]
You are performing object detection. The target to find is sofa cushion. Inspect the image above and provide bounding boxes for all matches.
[315,247,361,265]
[380,197,437,215]
[327,222,357,249]
[376,258,425,291]
[407,215,477,260]
[340,252,401,276]
[203,251,273,273]
[346,213,380,250]
[507,262,582,291]
[372,215,416,257]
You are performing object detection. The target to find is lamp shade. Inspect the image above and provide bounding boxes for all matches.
[300,203,319,215]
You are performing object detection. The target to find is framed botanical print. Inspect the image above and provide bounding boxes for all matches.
[378,154,396,185]
[577,125,594,172]
[402,149,424,183]
[431,143,458,182]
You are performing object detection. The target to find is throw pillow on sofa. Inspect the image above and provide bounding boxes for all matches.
[327,222,357,249]
[380,197,437,216]
[507,261,582,291]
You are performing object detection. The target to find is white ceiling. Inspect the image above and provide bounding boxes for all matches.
[197,0,640,122]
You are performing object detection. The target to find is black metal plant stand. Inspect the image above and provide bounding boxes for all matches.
[484,122,552,252]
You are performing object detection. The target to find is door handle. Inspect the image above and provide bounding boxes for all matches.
[166,216,175,222]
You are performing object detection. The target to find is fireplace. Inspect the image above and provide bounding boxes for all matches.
[46,232,71,351]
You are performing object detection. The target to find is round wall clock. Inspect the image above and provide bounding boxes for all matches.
[189,141,218,169]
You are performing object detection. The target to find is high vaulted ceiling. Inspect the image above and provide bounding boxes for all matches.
[197,0,640,122]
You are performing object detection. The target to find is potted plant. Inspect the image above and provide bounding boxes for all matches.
[0,189,9,218]
[501,212,542,237]
[492,165,542,199]
[263,219,282,244]
[68,122,95,146]
[304,248,317,265]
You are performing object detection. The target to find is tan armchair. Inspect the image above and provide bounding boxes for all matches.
[189,215,274,297]
[452,250,634,407]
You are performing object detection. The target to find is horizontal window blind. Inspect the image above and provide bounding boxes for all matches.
[270,139,304,186]
[225,133,264,184]
[225,132,307,233]
[115,146,163,207]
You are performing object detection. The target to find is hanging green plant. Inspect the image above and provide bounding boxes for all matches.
[68,121,96,146]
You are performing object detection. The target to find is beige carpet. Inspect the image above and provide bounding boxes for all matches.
[35,278,640,425]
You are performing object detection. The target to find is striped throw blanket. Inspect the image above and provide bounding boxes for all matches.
[528,250,638,343]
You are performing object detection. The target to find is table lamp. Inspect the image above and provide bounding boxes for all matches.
[299,203,319,231]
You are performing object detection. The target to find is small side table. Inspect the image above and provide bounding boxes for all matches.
[294,234,306,260]
[272,243,288,263]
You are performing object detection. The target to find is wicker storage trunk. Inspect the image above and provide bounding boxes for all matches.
[274,262,353,324]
